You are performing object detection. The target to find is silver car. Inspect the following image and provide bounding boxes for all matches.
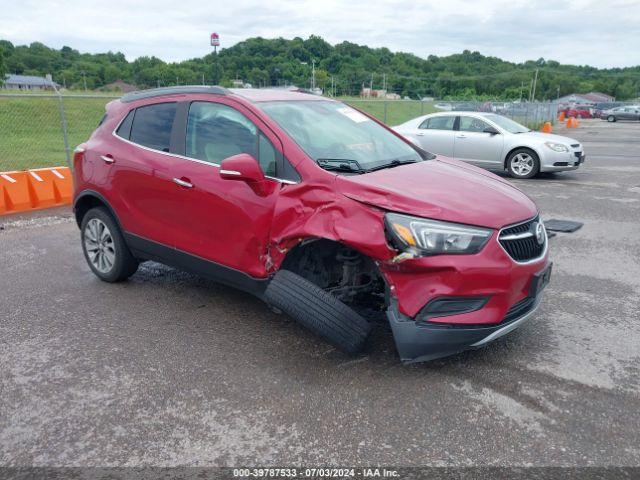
[601,105,640,122]
[393,112,585,179]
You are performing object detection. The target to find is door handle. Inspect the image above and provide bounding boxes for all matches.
[416,132,425,136]
[100,155,115,164]
[456,134,467,138]
[173,177,193,188]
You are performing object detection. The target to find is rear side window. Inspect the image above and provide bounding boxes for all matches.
[129,103,177,152]
[115,110,134,139]
[420,116,455,130]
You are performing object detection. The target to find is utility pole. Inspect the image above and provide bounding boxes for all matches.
[202,73,205,86]
[557,86,560,100]
[531,68,539,102]
[311,59,316,91]
[383,73,386,92]
[370,73,373,91]
[81,71,87,92]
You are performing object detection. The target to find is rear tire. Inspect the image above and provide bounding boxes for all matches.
[265,270,371,355]
[607,115,616,122]
[81,207,139,282]
[506,148,540,179]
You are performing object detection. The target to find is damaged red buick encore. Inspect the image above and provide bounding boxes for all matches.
[73,86,551,363]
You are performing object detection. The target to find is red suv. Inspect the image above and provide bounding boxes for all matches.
[73,86,551,363]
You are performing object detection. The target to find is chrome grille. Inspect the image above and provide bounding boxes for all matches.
[498,216,546,262]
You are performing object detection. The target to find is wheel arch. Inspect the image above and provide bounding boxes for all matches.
[503,145,541,170]
[277,237,388,309]
[74,190,122,230]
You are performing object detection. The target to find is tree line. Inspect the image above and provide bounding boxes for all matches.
[1,36,639,100]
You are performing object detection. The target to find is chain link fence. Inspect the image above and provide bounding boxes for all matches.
[345,99,561,128]
[0,93,118,171]
[1,92,632,172]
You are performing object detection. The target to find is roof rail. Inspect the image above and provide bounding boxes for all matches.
[120,86,229,103]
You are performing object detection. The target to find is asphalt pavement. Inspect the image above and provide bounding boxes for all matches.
[1,119,639,468]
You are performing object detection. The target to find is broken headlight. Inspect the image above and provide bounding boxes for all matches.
[385,213,492,256]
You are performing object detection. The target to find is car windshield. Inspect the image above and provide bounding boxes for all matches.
[259,100,424,171]
[483,114,530,134]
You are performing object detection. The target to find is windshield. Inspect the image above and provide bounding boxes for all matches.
[259,100,424,170]
[483,114,530,134]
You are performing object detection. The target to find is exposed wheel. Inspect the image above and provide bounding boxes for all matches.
[506,148,540,179]
[607,115,616,122]
[81,207,138,282]
[264,269,371,355]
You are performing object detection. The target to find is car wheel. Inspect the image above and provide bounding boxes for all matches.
[264,269,371,355]
[81,207,139,282]
[607,115,616,122]
[506,148,540,179]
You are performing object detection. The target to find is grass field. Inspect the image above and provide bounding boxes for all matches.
[0,95,117,171]
[0,93,435,171]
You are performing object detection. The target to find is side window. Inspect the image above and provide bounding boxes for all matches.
[129,102,177,152]
[420,116,455,130]
[186,101,279,176]
[459,116,490,133]
[115,110,134,139]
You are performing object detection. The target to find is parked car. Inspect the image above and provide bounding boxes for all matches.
[561,105,593,118]
[73,86,551,364]
[601,105,640,122]
[593,102,624,118]
[393,112,585,179]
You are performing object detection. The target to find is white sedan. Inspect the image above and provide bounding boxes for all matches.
[393,112,585,179]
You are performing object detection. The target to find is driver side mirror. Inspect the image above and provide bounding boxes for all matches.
[220,153,265,183]
[219,153,272,196]
[483,126,500,135]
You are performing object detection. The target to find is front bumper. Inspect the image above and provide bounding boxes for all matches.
[540,149,585,172]
[387,293,543,363]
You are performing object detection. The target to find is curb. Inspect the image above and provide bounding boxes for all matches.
[0,167,72,215]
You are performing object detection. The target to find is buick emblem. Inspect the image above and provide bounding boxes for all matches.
[534,222,545,245]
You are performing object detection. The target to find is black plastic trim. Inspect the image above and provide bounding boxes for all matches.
[121,86,229,103]
[417,296,490,323]
[123,232,269,297]
[73,190,123,230]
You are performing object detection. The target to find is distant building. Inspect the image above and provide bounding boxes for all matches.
[102,80,137,93]
[2,73,59,91]
[557,92,615,104]
[385,93,401,100]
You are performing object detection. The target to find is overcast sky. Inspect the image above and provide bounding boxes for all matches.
[1,0,639,68]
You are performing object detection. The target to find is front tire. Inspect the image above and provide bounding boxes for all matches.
[607,115,616,122]
[81,207,139,282]
[506,148,540,179]
[264,270,371,355]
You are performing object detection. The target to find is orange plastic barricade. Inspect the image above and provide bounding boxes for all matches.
[558,111,566,122]
[0,166,73,215]
[541,122,552,133]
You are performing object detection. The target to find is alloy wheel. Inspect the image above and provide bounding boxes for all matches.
[84,218,116,273]
[510,153,534,177]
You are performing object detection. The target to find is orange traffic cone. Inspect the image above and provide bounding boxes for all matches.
[558,111,566,122]
[566,117,575,128]
[541,122,552,133]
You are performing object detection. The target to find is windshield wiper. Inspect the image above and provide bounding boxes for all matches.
[366,158,419,172]
[316,158,367,174]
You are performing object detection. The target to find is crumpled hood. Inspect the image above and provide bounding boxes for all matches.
[336,157,537,229]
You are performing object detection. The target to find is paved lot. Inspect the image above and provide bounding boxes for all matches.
[1,119,639,467]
